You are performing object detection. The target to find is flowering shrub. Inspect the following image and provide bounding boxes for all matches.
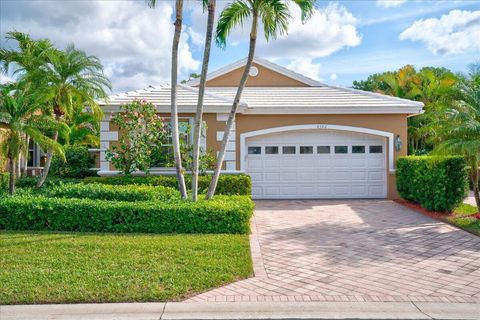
[106,100,166,175]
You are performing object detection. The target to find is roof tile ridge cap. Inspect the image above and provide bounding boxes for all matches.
[178,83,248,107]
[323,83,425,107]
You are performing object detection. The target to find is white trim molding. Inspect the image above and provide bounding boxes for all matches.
[239,124,396,173]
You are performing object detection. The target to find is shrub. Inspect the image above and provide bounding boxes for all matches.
[39,183,179,202]
[16,177,80,188]
[0,195,254,234]
[0,172,8,190]
[396,156,468,212]
[82,174,252,196]
[50,144,96,179]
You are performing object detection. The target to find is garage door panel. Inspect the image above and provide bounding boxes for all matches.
[265,172,281,181]
[246,129,386,199]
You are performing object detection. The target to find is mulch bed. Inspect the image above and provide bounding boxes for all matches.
[393,199,454,220]
[394,199,479,236]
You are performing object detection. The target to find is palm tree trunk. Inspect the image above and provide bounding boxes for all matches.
[21,135,30,177]
[8,156,15,195]
[206,11,258,199]
[36,130,58,188]
[471,164,480,211]
[171,0,188,199]
[191,0,216,201]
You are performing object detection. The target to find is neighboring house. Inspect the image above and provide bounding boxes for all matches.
[98,57,423,199]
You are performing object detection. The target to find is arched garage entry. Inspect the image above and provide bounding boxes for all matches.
[240,125,394,199]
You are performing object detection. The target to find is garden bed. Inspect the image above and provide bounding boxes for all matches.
[395,199,479,236]
[0,231,252,304]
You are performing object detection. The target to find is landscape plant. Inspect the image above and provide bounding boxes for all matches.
[148,0,188,199]
[106,100,166,175]
[0,83,65,195]
[432,63,480,210]
[191,0,217,201]
[207,0,316,199]
[396,156,468,212]
[50,144,95,178]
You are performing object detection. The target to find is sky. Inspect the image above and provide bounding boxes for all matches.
[1,0,479,93]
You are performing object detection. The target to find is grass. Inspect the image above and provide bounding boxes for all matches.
[449,203,479,236]
[0,231,252,305]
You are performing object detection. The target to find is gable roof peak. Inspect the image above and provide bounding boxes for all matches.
[186,57,325,87]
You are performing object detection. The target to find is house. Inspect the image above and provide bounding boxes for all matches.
[98,57,423,199]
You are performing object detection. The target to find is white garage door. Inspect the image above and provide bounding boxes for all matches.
[245,129,387,199]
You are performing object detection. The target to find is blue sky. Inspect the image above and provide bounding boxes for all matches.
[1,0,479,92]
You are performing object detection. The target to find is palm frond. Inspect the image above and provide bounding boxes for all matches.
[215,0,251,48]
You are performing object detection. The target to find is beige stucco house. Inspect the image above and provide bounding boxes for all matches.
[98,57,423,199]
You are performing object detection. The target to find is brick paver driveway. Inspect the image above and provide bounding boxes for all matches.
[188,200,480,303]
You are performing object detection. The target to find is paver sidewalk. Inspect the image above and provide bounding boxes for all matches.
[188,200,480,303]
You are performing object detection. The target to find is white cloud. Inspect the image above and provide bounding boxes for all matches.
[399,10,480,55]
[287,58,322,81]
[329,73,337,81]
[1,1,200,93]
[257,3,361,59]
[376,0,407,8]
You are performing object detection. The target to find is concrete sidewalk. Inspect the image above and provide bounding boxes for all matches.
[1,302,479,320]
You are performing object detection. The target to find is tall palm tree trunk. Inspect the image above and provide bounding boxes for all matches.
[471,163,480,211]
[207,11,258,199]
[192,0,216,201]
[171,0,188,199]
[8,156,15,195]
[21,135,30,177]
[36,130,58,188]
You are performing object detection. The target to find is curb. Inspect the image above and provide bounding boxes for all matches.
[1,301,479,320]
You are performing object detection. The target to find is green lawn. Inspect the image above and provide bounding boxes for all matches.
[450,204,480,236]
[0,231,252,304]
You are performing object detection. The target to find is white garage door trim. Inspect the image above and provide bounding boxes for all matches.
[240,124,395,173]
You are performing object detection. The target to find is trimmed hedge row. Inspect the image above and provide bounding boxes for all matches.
[0,195,254,234]
[16,177,80,188]
[82,174,252,196]
[39,183,180,202]
[396,156,468,212]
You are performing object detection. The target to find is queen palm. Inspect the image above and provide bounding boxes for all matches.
[0,83,65,195]
[207,0,315,199]
[433,63,480,210]
[35,45,110,187]
[1,32,54,176]
[148,0,188,199]
[191,0,217,201]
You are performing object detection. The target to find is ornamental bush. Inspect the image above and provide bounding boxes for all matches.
[82,174,252,196]
[16,177,80,188]
[50,144,96,178]
[396,156,468,212]
[40,183,179,202]
[0,195,254,234]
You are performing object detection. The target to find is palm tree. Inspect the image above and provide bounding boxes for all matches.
[206,0,315,199]
[1,32,54,177]
[433,63,480,210]
[148,0,188,199]
[0,83,65,194]
[35,45,110,187]
[192,0,217,201]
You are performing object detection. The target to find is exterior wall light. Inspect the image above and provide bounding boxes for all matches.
[394,134,402,151]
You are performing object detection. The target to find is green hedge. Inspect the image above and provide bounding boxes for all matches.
[0,172,8,190]
[396,156,468,212]
[39,183,180,202]
[82,174,252,196]
[0,195,254,234]
[16,177,80,188]
[50,144,96,178]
